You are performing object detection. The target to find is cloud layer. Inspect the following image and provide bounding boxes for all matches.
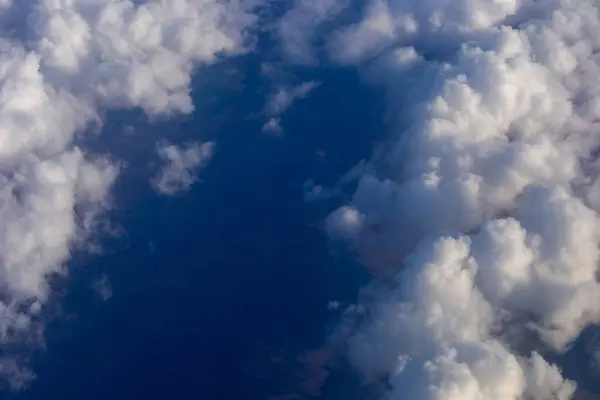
[0,0,257,388]
[321,0,600,398]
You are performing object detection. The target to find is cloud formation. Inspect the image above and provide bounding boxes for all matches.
[152,141,214,195]
[323,0,600,398]
[2,0,598,397]
[0,0,257,388]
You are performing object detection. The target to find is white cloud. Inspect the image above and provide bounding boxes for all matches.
[325,0,600,398]
[0,0,257,388]
[152,141,214,196]
[262,81,319,133]
[327,0,399,64]
[327,300,342,311]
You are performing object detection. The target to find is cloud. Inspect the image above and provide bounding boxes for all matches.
[262,117,283,134]
[0,0,257,388]
[152,141,214,196]
[262,81,319,133]
[277,0,349,65]
[324,0,600,398]
[327,0,399,65]
[327,0,520,65]
[93,273,112,301]
[267,81,318,115]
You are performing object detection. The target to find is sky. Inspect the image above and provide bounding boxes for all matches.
[0,0,600,399]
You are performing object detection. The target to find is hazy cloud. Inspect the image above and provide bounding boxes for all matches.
[277,0,349,65]
[153,141,214,196]
[262,81,319,133]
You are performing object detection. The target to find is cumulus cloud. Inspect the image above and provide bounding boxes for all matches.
[262,81,319,133]
[327,0,399,65]
[152,141,214,196]
[0,0,257,388]
[327,0,520,65]
[324,0,600,398]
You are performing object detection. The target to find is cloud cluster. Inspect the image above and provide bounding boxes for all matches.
[323,0,600,398]
[152,141,214,195]
[0,0,257,388]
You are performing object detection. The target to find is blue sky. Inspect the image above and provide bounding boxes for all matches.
[7,49,380,399]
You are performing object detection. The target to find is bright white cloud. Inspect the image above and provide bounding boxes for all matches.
[324,0,600,398]
[152,141,214,196]
[0,0,257,388]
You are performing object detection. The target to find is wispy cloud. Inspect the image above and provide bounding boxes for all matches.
[262,81,319,134]
[277,0,349,65]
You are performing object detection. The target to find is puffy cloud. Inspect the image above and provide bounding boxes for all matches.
[327,0,520,64]
[325,0,600,398]
[385,341,576,400]
[152,141,214,196]
[0,0,257,388]
[36,0,257,115]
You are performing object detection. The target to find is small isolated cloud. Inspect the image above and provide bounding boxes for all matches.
[93,273,112,301]
[262,81,319,133]
[152,142,214,196]
[262,117,282,134]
